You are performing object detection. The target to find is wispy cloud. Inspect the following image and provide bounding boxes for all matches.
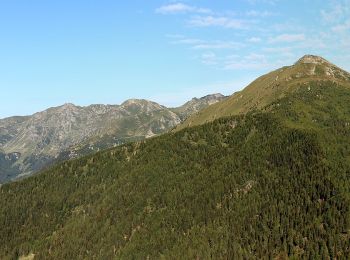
[320,0,350,32]
[264,46,294,53]
[269,33,305,43]
[188,16,248,29]
[169,35,244,50]
[247,0,280,5]
[332,19,350,32]
[198,52,274,71]
[299,36,327,50]
[263,47,295,58]
[224,53,270,70]
[269,21,304,33]
[321,3,344,23]
[200,52,218,65]
[247,37,262,43]
[246,10,276,17]
[193,41,244,50]
[165,34,185,39]
[320,0,350,52]
[156,3,211,15]
[159,1,349,75]
[175,38,204,45]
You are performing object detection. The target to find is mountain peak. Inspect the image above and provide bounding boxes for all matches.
[201,93,225,100]
[296,55,330,65]
[120,99,165,112]
[61,103,76,109]
[121,99,160,107]
[121,99,147,105]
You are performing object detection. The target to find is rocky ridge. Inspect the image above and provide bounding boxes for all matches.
[0,94,226,183]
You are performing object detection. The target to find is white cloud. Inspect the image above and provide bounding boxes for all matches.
[165,34,185,39]
[321,3,345,23]
[332,19,350,32]
[245,53,266,61]
[188,16,248,29]
[224,53,271,70]
[269,33,305,43]
[156,3,211,15]
[167,35,204,45]
[193,41,243,50]
[247,0,280,4]
[269,22,304,33]
[246,10,276,17]
[170,36,244,50]
[299,37,327,50]
[224,60,270,70]
[200,52,218,65]
[264,46,294,53]
[321,0,350,26]
[340,34,350,48]
[247,37,261,43]
[160,1,350,74]
[174,38,204,45]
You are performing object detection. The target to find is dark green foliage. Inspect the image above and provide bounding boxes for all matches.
[0,83,350,259]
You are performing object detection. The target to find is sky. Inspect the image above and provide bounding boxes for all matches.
[0,0,349,118]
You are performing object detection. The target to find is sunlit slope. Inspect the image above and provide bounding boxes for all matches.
[177,55,350,130]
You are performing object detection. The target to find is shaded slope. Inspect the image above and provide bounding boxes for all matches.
[0,82,349,259]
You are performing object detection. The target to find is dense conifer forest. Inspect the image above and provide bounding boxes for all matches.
[0,82,349,259]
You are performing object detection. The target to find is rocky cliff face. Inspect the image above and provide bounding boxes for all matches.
[0,94,226,183]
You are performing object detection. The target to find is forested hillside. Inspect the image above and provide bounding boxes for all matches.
[0,81,349,259]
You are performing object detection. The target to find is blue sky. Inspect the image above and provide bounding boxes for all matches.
[0,0,349,118]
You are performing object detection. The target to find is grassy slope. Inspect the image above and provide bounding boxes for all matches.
[177,60,350,131]
[0,82,349,259]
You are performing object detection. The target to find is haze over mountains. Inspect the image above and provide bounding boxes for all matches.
[1,55,350,259]
[0,94,226,183]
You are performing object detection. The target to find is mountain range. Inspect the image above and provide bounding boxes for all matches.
[0,55,350,259]
[0,93,226,183]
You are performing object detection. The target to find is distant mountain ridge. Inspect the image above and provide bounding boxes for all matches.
[172,93,227,121]
[0,93,226,183]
